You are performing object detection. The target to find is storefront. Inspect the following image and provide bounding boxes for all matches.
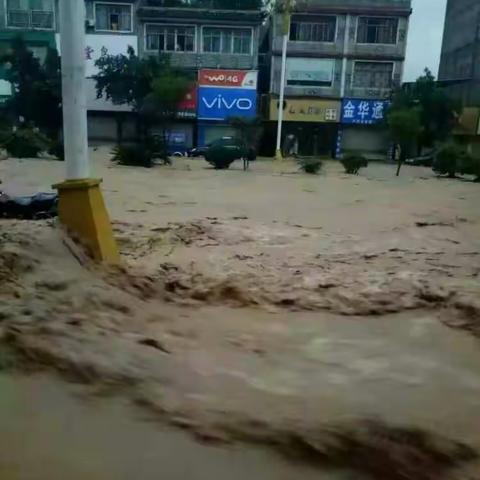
[197,69,258,146]
[268,97,341,157]
[338,98,391,159]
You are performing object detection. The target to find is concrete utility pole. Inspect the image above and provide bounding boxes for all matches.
[59,0,90,180]
[54,0,119,264]
[275,0,295,161]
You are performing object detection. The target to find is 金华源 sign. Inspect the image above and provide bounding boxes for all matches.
[341,99,390,125]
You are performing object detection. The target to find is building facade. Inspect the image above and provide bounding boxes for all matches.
[266,0,412,157]
[0,0,59,101]
[0,0,140,140]
[136,0,263,148]
[438,0,480,155]
[438,0,480,106]
[0,0,264,147]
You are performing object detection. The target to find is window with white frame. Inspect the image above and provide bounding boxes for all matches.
[357,17,398,44]
[353,62,394,89]
[6,0,54,29]
[146,25,196,52]
[289,16,336,43]
[95,3,132,32]
[202,27,252,55]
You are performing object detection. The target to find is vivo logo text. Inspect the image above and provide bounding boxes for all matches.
[202,95,253,111]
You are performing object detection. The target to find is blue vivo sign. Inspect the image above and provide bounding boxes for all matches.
[198,87,257,121]
[341,99,390,125]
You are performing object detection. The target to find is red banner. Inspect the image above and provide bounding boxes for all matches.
[198,69,258,89]
[177,86,197,119]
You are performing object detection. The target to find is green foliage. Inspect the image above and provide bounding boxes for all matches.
[457,155,480,182]
[228,116,262,153]
[390,68,461,151]
[48,140,65,161]
[387,107,422,176]
[111,144,154,168]
[433,144,461,178]
[341,155,368,175]
[93,48,191,148]
[143,73,191,133]
[93,46,170,112]
[110,136,170,168]
[387,108,422,152]
[298,157,322,175]
[0,37,62,140]
[433,144,480,181]
[2,127,49,158]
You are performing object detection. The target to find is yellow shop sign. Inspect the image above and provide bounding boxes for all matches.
[270,98,341,123]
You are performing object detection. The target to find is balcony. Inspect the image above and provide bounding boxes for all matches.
[7,9,54,30]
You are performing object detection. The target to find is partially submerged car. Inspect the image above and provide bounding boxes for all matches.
[204,137,256,170]
[0,191,58,219]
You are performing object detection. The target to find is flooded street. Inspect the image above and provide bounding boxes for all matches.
[1,152,480,478]
[0,373,353,480]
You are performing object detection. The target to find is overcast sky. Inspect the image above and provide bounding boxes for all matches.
[404,0,448,81]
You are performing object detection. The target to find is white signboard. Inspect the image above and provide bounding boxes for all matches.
[286,58,334,87]
[55,34,138,77]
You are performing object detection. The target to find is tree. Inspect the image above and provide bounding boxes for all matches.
[390,68,460,154]
[93,46,170,143]
[228,116,263,151]
[0,37,62,140]
[141,71,192,159]
[93,47,192,156]
[387,107,422,176]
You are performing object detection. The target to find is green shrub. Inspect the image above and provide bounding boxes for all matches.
[2,127,49,158]
[298,157,322,174]
[457,154,480,182]
[340,155,368,174]
[48,140,64,160]
[433,144,463,178]
[111,144,154,168]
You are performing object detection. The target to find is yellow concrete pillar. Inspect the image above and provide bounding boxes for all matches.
[53,179,120,265]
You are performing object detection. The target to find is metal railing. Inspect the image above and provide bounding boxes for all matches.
[7,9,54,29]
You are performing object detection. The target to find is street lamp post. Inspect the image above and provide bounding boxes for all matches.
[275,0,294,161]
[53,0,119,264]
[59,0,89,180]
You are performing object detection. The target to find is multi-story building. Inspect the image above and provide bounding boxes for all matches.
[266,0,412,157]
[83,0,139,142]
[136,0,264,148]
[0,0,58,102]
[438,0,480,106]
[438,0,480,156]
[0,0,140,141]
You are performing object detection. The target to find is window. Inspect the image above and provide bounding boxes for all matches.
[357,17,398,44]
[290,17,336,43]
[146,25,196,52]
[353,62,394,89]
[202,27,252,55]
[286,58,334,87]
[95,3,132,32]
[6,0,54,29]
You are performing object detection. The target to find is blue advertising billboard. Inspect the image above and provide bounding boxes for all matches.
[198,86,257,121]
[341,99,390,125]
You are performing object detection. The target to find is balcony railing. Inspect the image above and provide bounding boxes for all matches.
[7,9,54,30]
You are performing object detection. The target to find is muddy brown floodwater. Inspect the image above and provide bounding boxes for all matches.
[0,373,356,480]
[1,151,480,479]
